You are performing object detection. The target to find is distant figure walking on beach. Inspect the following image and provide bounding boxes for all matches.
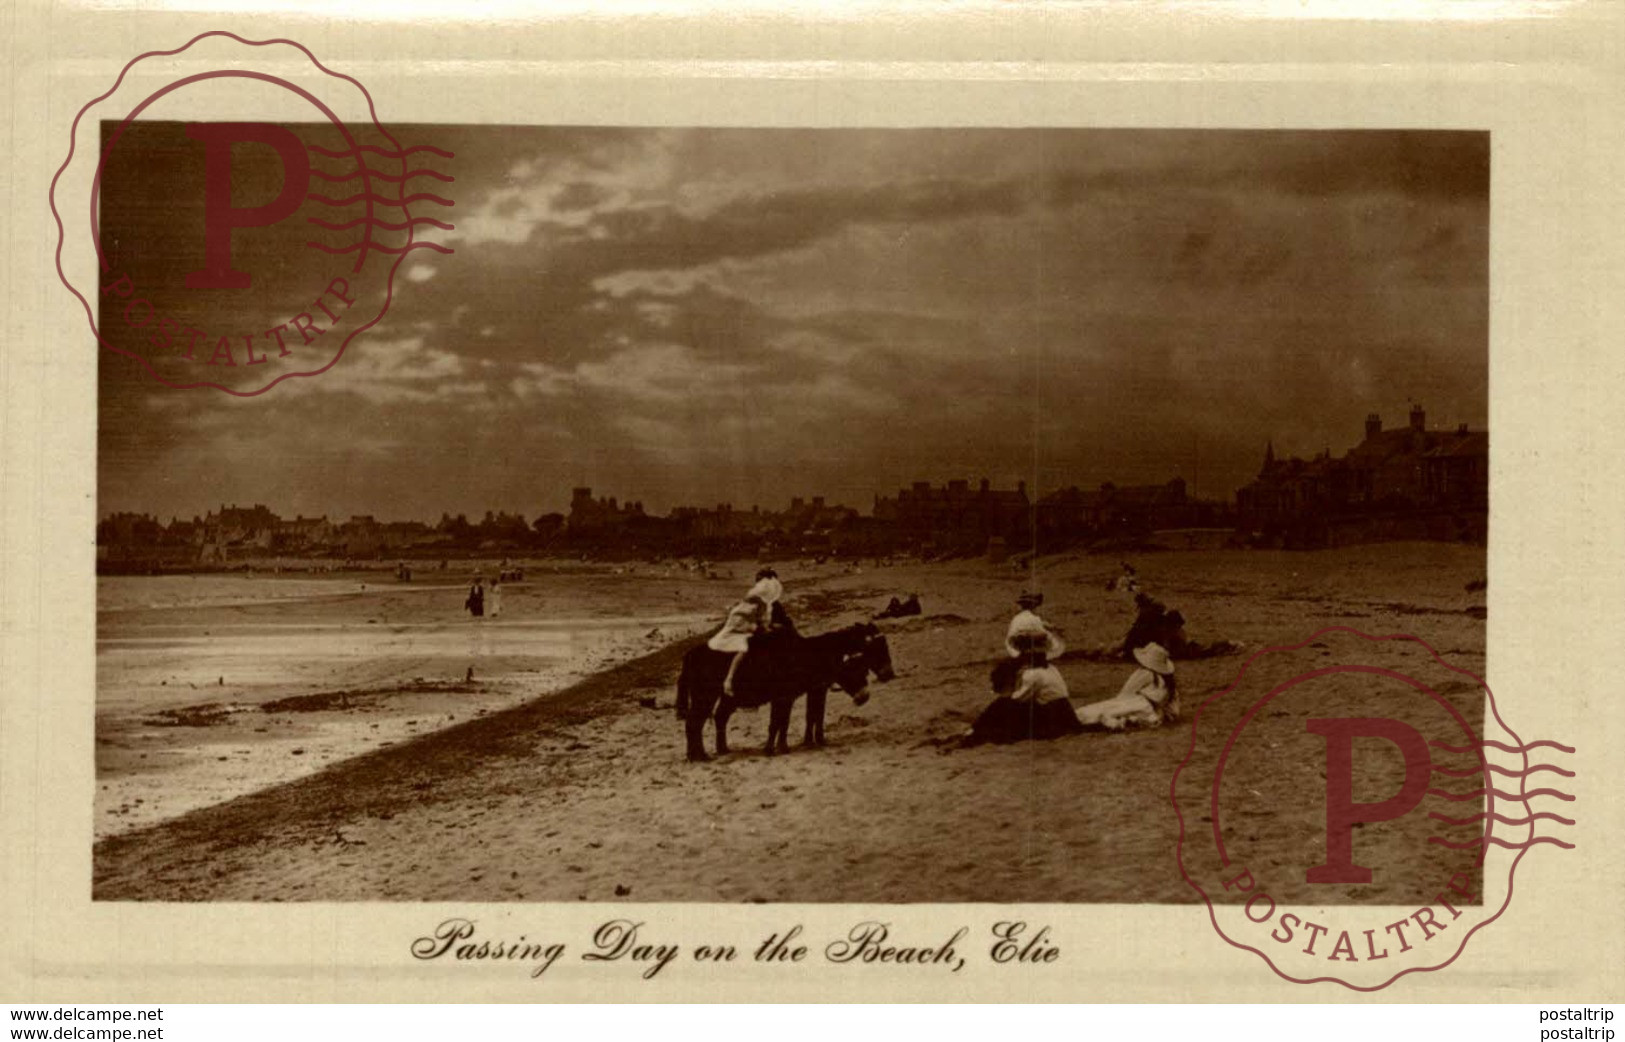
[487,578,502,618]
[962,593,1081,745]
[1075,642,1180,731]
[465,576,485,618]
[707,567,788,698]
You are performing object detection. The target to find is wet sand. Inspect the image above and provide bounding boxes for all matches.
[93,543,1487,903]
[96,566,736,836]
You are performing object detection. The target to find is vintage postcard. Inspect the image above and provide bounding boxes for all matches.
[3,1,1622,1004]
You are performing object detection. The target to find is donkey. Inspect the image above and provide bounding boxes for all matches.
[675,623,893,761]
[795,629,894,749]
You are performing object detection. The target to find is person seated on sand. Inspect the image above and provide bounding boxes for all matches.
[1122,592,1171,660]
[876,593,922,620]
[1075,642,1180,731]
[710,568,789,698]
[963,624,1082,746]
[1007,591,1065,658]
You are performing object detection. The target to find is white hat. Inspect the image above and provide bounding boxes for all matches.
[747,575,783,605]
[1005,611,1065,658]
[1133,642,1175,676]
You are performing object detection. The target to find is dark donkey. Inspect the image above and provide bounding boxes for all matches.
[675,623,895,761]
[797,627,895,748]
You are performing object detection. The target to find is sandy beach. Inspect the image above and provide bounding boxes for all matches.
[95,564,742,837]
[93,543,1487,903]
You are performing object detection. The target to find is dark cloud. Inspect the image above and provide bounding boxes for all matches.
[1043,129,1489,205]
[99,126,1487,522]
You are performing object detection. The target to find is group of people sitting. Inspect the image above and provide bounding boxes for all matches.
[875,593,922,619]
[701,568,1183,748]
[960,590,1181,747]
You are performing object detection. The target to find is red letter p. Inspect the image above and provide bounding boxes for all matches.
[1306,717,1432,884]
[185,123,310,290]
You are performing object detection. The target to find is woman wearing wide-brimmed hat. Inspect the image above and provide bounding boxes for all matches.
[1005,591,1066,658]
[962,593,1082,746]
[1075,642,1180,730]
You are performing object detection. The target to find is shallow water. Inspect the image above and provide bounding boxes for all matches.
[94,571,720,838]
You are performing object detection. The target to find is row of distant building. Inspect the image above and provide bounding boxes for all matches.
[1237,405,1487,544]
[97,404,1486,567]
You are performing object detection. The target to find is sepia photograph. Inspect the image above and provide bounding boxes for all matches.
[90,125,1489,905]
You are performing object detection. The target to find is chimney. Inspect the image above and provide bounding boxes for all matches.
[1457,422,1469,434]
[1365,413,1381,440]
[1017,480,1027,498]
[1409,404,1425,432]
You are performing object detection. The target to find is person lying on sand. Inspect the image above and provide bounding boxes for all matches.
[1108,566,1238,661]
[1075,643,1180,731]
[1123,592,1180,660]
[874,593,922,619]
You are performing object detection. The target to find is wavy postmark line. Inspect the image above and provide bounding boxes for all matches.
[1432,739,1575,755]
[307,216,455,232]
[1208,664,1485,868]
[307,191,455,208]
[1432,762,1576,779]
[305,241,453,256]
[1426,835,1576,852]
[1429,810,1576,827]
[310,167,455,184]
[1426,786,1576,802]
[50,29,428,396]
[309,142,454,159]
[1170,624,1549,992]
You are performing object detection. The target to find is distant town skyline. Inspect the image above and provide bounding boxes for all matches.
[99,127,1488,522]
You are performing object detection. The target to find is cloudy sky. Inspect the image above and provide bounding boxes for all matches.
[98,127,1488,523]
